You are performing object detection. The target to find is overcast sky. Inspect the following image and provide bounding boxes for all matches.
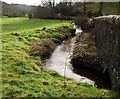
[1,0,120,6]
[1,0,61,6]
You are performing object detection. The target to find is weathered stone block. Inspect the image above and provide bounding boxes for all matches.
[94,15,120,92]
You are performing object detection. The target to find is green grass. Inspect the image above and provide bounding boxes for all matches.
[102,2,119,14]
[86,2,119,15]
[2,17,69,33]
[1,17,117,97]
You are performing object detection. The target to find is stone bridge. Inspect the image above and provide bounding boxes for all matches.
[94,15,120,92]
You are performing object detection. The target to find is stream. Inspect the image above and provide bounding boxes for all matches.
[43,23,112,89]
[44,37,95,86]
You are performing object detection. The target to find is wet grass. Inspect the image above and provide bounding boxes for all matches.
[2,17,117,97]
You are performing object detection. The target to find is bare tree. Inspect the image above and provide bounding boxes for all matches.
[83,2,87,14]
[41,0,55,8]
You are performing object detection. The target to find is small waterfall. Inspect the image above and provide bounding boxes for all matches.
[44,37,95,86]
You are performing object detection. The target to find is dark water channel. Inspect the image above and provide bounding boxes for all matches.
[44,37,112,89]
[73,67,112,89]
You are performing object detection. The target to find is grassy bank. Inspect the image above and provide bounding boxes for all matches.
[2,17,117,97]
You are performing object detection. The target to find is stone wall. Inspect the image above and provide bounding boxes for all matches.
[94,15,120,92]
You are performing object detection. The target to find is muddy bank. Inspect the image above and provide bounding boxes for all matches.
[71,32,102,70]
[71,32,112,89]
[30,26,74,60]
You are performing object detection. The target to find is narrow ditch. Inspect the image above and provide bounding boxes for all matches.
[43,36,112,90]
[42,26,112,90]
[73,67,112,89]
[44,37,95,86]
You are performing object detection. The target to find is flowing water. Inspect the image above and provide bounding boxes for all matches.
[44,37,95,86]
[43,24,112,89]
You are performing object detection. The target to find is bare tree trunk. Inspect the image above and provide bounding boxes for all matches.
[48,0,52,7]
[52,0,55,16]
[48,0,55,16]
[53,0,55,7]
[83,2,86,14]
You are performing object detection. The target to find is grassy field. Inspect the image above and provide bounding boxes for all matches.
[86,2,119,15]
[1,17,117,97]
[2,17,70,33]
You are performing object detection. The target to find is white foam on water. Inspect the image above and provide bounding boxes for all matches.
[44,37,95,86]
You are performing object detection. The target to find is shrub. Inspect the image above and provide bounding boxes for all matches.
[29,14,32,19]
[73,16,92,32]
